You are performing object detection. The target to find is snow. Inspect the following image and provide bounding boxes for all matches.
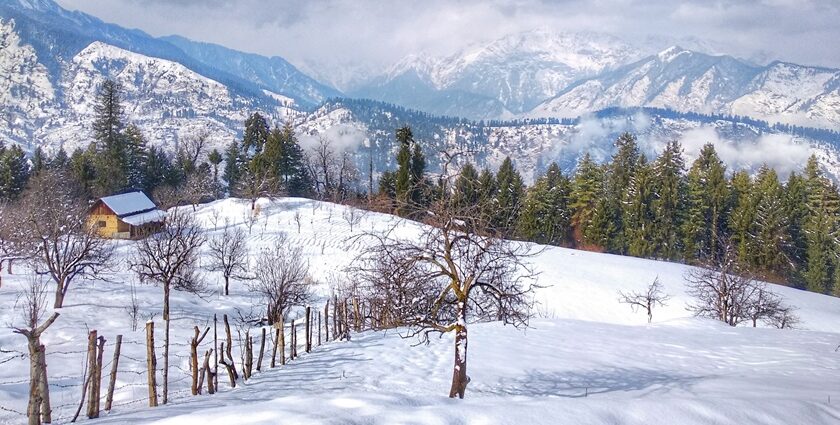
[1,197,840,424]
[121,209,166,226]
[100,192,158,216]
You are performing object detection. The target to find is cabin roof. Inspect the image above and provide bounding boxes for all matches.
[99,191,157,217]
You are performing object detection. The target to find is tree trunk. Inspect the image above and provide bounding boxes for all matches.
[279,319,286,366]
[53,277,66,309]
[448,303,469,399]
[163,318,170,404]
[224,275,230,296]
[26,339,43,425]
[37,344,51,424]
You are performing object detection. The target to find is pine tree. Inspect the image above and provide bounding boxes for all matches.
[31,147,45,176]
[624,155,656,258]
[0,143,30,200]
[728,170,754,264]
[277,123,311,197]
[395,126,413,205]
[605,132,641,253]
[91,79,129,195]
[569,153,605,247]
[208,149,223,184]
[682,144,728,262]
[802,156,840,293]
[124,124,148,190]
[69,148,95,195]
[751,167,792,277]
[494,157,524,233]
[453,163,480,209]
[223,140,243,194]
[518,162,571,245]
[650,141,686,260]
[242,112,270,156]
[142,146,174,193]
[784,171,809,283]
[50,147,69,170]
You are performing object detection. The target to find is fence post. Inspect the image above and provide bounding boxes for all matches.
[256,328,266,372]
[324,301,329,342]
[146,323,158,407]
[213,314,218,391]
[105,335,122,411]
[317,312,322,347]
[305,307,311,353]
[279,319,286,366]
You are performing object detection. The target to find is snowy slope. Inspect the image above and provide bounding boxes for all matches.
[1,198,840,424]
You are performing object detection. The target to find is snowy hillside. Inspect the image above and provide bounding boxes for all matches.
[1,198,840,424]
[296,100,840,184]
[531,47,840,129]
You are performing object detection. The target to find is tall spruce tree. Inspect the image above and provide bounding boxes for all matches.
[605,132,641,253]
[728,170,755,264]
[624,155,656,258]
[569,153,605,247]
[650,140,686,260]
[518,162,571,245]
[494,157,524,233]
[751,167,793,277]
[0,143,30,200]
[802,156,840,293]
[682,144,728,262]
[222,140,243,194]
[453,163,480,209]
[92,79,129,195]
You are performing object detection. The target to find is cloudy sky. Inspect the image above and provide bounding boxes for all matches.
[54,0,840,80]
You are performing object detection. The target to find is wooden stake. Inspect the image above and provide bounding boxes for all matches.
[256,328,266,372]
[203,349,214,395]
[213,314,218,391]
[86,331,99,419]
[279,319,286,366]
[105,335,122,411]
[190,327,210,395]
[318,312,322,347]
[324,301,329,342]
[305,306,312,353]
[270,326,280,368]
[146,322,158,407]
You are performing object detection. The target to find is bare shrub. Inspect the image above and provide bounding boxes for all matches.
[248,235,312,324]
[207,223,249,296]
[618,277,670,323]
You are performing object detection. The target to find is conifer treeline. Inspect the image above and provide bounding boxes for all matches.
[375,130,840,296]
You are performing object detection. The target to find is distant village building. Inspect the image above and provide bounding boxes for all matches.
[88,191,166,239]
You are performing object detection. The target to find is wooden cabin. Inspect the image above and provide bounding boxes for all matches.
[88,191,166,239]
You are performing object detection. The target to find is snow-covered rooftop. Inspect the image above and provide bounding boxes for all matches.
[121,209,166,226]
[99,191,157,217]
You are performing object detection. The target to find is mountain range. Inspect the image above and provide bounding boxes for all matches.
[1,0,839,181]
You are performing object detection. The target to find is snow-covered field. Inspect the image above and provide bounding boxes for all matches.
[1,198,840,424]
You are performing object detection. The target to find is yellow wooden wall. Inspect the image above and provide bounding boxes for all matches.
[87,213,120,238]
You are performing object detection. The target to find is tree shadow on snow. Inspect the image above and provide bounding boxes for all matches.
[477,368,708,398]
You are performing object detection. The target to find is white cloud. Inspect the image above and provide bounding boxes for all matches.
[679,126,813,178]
[53,0,840,86]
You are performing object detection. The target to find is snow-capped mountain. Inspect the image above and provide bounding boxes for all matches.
[0,17,298,153]
[531,47,840,129]
[351,30,645,119]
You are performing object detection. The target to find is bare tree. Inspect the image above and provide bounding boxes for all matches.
[342,206,364,232]
[685,241,796,328]
[0,201,25,288]
[207,224,250,296]
[353,195,536,399]
[131,208,205,404]
[618,277,670,323]
[238,167,280,211]
[307,137,359,203]
[248,235,312,324]
[179,169,217,211]
[12,170,112,308]
[11,275,59,425]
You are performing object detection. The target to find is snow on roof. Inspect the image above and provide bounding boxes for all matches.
[99,191,157,217]
[121,209,167,226]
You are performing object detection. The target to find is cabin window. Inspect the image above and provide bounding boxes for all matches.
[97,220,107,228]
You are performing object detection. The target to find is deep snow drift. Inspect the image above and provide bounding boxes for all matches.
[1,198,839,424]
